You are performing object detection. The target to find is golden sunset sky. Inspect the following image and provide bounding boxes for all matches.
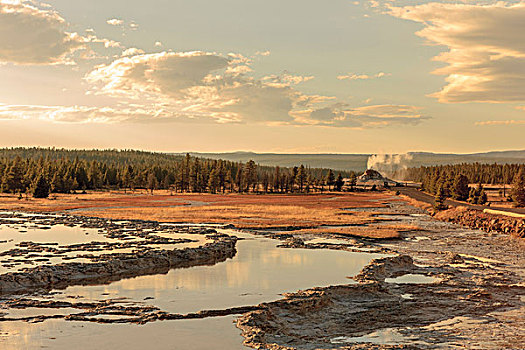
[0,0,524,153]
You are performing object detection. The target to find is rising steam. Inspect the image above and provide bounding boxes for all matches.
[366,153,413,179]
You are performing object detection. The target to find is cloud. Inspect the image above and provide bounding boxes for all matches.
[85,51,303,123]
[0,0,85,64]
[337,72,390,80]
[86,51,231,99]
[0,103,213,124]
[80,50,427,127]
[154,41,163,47]
[475,120,525,126]
[106,18,139,33]
[255,50,271,56]
[121,47,145,57]
[292,103,426,128]
[106,18,124,26]
[390,2,525,103]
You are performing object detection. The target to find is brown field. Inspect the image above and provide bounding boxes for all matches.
[0,190,401,238]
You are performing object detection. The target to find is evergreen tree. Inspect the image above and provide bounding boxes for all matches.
[261,173,269,193]
[208,167,220,194]
[2,157,24,193]
[33,175,50,198]
[190,158,201,192]
[434,185,447,210]
[511,170,525,207]
[452,174,469,201]
[235,165,244,193]
[334,173,344,191]
[326,169,335,191]
[147,172,158,194]
[348,173,357,191]
[273,166,281,192]
[296,165,307,192]
[243,160,257,192]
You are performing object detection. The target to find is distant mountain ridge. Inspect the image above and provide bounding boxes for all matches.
[184,150,525,172]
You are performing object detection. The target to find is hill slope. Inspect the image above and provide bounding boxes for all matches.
[186,151,525,172]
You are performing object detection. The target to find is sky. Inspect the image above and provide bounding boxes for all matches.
[0,0,524,154]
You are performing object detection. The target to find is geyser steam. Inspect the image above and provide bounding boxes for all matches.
[366,153,413,178]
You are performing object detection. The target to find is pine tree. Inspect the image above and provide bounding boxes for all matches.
[273,166,281,192]
[296,165,307,192]
[208,167,220,194]
[452,174,469,201]
[235,165,243,193]
[190,158,200,192]
[348,173,357,191]
[33,175,50,198]
[326,170,335,191]
[147,172,158,194]
[511,170,525,207]
[434,185,447,210]
[334,173,344,191]
[243,160,257,192]
[2,158,24,193]
[262,173,269,193]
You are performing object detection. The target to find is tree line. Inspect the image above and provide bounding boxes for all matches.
[401,163,525,207]
[401,162,525,185]
[0,148,354,198]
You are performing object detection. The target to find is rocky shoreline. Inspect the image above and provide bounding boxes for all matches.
[434,207,525,238]
[0,212,238,295]
[235,202,525,349]
[0,236,237,295]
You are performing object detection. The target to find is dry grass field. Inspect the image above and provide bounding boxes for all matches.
[0,190,404,238]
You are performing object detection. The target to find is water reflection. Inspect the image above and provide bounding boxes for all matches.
[61,230,384,314]
[0,228,385,349]
[0,317,247,350]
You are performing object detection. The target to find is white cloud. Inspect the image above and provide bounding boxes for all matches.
[337,72,390,80]
[80,50,427,127]
[0,1,85,64]
[0,103,209,124]
[390,2,525,103]
[154,41,163,47]
[255,50,271,56]
[86,51,230,99]
[121,47,145,57]
[106,18,124,26]
[475,120,525,126]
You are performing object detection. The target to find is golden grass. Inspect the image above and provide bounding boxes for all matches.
[291,227,402,239]
[0,191,401,238]
[78,204,378,229]
[398,194,433,211]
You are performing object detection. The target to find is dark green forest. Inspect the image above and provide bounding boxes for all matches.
[0,148,354,197]
[401,163,525,206]
[402,163,525,185]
